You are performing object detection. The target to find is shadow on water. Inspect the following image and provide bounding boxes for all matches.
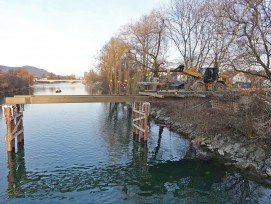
[152,126,164,160]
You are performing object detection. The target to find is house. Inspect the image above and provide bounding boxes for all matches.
[232,72,252,88]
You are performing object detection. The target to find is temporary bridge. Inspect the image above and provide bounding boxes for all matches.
[2,94,182,152]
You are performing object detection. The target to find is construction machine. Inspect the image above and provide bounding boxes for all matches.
[138,64,230,92]
[176,64,230,92]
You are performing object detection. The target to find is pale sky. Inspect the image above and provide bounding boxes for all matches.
[0,0,168,76]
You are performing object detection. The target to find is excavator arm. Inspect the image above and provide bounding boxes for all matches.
[158,64,203,79]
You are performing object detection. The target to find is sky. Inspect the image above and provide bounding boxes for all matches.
[0,0,168,77]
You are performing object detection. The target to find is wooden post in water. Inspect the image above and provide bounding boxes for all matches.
[3,104,24,152]
[11,115,15,149]
[5,106,13,152]
[132,102,136,134]
[139,103,144,140]
[132,101,150,142]
[135,102,139,135]
[143,102,150,141]
[16,104,24,143]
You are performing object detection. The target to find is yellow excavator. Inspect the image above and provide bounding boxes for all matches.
[138,64,230,92]
[175,64,231,92]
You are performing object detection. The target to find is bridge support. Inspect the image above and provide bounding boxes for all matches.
[3,105,24,152]
[132,102,150,142]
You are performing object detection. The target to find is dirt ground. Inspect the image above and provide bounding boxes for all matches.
[153,95,271,146]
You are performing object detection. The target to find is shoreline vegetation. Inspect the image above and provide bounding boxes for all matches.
[0,87,33,104]
[0,68,34,96]
[0,67,78,98]
[0,87,32,95]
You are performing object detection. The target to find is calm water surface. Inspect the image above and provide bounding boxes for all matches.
[0,83,271,204]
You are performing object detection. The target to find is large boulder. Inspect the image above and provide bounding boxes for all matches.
[265,158,271,167]
[224,145,232,154]
[266,168,271,177]
[218,149,224,156]
[233,143,241,153]
[235,158,250,170]
[254,148,266,162]
[237,147,248,157]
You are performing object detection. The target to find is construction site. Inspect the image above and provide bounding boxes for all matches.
[133,64,271,181]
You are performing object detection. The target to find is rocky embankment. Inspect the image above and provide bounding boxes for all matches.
[151,105,271,184]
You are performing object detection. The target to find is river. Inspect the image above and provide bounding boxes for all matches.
[0,83,271,203]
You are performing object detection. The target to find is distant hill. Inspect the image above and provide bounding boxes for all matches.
[0,65,49,77]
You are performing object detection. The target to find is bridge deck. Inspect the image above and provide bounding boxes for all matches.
[35,79,84,83]
[4,95,182,104]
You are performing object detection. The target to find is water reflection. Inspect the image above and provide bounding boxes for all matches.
[99,102,133,156]
[6,143,26,199]
[1,83,271,203]
[5,147,270,203]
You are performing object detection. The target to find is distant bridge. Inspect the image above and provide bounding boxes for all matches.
[35,79,85,84]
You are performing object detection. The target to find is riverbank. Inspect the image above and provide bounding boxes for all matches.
[0,87,32,96]
[151,96,271,184]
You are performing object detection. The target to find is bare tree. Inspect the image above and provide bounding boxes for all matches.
[222,0,271,79]
[207,0,237,69]
[122,10,168,78]
[165,0,214,68]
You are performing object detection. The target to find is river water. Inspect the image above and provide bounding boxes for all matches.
[0,83,271,204]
